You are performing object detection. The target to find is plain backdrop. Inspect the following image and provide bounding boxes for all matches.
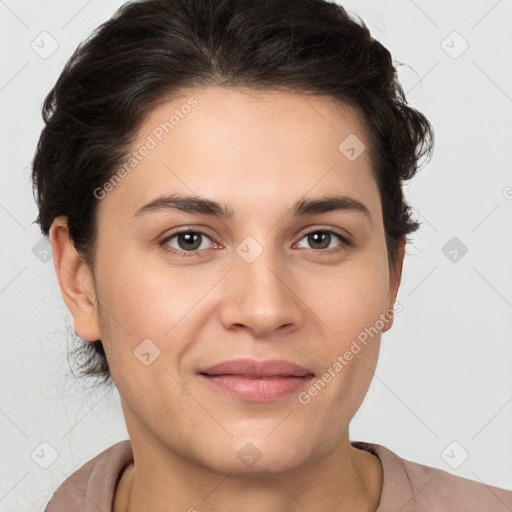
[1,0,511,510]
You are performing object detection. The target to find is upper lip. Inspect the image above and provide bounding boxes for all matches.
[199,358,314,378]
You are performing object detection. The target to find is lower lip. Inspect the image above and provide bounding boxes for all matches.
[199,374,314,402]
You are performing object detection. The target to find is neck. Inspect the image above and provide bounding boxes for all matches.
[114,430,382,512]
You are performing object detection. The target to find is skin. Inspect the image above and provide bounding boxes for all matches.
[50,86,405,512]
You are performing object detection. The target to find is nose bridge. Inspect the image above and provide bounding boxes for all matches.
[220,234,302,335]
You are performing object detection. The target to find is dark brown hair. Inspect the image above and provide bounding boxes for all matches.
[31,0,434,383]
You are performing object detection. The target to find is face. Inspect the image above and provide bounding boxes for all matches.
[64,86,403,475]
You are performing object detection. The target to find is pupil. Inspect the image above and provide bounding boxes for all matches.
[310,231,329,249]
[179,232,201,251]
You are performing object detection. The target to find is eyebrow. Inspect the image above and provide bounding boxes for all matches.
[134,193,372,223]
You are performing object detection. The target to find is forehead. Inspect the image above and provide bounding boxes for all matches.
[140,85,371,152]
[135,85,372,165]
[97,86,381,224]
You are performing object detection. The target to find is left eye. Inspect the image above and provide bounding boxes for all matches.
[296,230,347,251]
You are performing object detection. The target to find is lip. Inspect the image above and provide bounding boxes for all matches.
[198,358,315,402]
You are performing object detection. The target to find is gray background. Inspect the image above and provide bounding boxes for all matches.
[1,0,511,510]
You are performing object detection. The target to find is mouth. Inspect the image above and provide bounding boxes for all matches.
[198,358,315,402]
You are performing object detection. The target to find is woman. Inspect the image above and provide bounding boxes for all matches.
[31,0,512,510]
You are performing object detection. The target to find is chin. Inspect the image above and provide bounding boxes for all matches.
[203,434,316,477]
[207,452,310,478]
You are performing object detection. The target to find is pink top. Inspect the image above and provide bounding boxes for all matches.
[45,440,512,511]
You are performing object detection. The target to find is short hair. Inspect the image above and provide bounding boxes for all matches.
[31,0,434,383]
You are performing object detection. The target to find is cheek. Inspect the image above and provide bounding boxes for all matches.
[300,251,389,401]
[93,247,233,386]
[95,246,206,335]
[304,256,390,348]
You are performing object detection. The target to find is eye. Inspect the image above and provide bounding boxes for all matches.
[159,227,350,258]
[295,229,350,253]
[160,229,216,257]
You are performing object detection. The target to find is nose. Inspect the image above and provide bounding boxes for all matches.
[219,246,304,338]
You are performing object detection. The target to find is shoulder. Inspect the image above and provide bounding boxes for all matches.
[399,454,512,512]
[352,441,512,512]
[45,440,133,512]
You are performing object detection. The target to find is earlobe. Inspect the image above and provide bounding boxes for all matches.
[382,236,406,334]
[49,217,101,342]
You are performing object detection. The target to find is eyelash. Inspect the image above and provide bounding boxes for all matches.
[159,227,351,258]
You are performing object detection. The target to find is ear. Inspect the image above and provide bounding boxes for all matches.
[49,216,101,341]
[382,236,406,334]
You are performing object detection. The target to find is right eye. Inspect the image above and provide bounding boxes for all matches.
[159,229,219,257]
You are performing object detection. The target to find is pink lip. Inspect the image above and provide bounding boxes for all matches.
[198,358,314,402]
